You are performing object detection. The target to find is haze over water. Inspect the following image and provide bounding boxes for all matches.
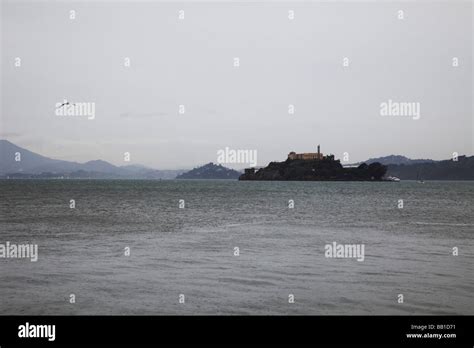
[0,180,473,315]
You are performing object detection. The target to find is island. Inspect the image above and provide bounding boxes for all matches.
[239,145,387,181]
[176,162,242,179]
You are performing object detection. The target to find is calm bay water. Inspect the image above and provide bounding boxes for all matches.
[0,179,473,315]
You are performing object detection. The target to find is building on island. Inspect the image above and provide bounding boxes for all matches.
[288,145,327,161]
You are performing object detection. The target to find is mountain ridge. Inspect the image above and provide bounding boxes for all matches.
[0,140,183,179]
[1,140,473,180]
[358,155,435,166]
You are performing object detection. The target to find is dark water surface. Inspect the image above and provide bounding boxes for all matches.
[0,179,473,314]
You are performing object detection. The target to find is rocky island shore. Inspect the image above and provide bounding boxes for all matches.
[239,146,387,181]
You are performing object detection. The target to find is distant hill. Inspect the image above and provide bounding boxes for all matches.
[2,140,472,180]
[0,140,183,179]
[386,156,474,180]
[0,139,82,173]
[361,155,435,166]
[176,163,242,179]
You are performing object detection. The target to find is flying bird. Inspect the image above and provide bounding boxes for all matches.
[56,100,75,108]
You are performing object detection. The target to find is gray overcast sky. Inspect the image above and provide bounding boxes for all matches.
[1,0,473,169]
